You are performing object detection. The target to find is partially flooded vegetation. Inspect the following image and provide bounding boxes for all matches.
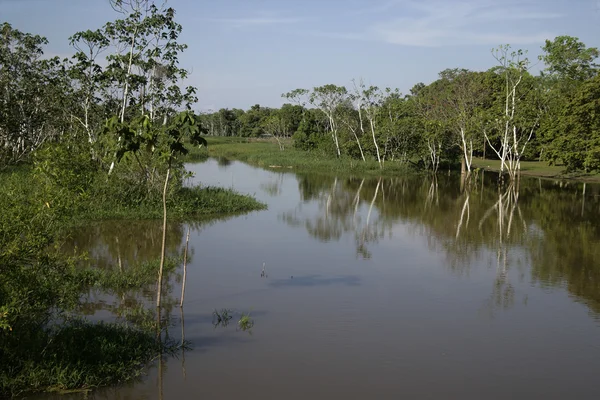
[2,0,600,397]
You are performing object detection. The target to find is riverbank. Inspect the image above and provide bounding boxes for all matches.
[189,137,600,183]
[189,136,417,177]
[472,158,600,183]
[1,165,266,227]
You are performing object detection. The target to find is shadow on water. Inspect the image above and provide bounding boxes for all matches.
[268,274,361,288]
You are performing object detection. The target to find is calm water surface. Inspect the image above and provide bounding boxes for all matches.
[50,159,600,399]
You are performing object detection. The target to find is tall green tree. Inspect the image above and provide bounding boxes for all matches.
[0,23,71,167]
[541,36,599,82]
[546,75,600,172]
[539,36,599,161]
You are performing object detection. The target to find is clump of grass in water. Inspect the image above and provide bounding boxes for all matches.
[212,309,255,334]
[238,312,254,334]
[212,308,234,328]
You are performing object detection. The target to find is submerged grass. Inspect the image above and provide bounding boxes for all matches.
[77,257,180,293]
[189,137,417,177]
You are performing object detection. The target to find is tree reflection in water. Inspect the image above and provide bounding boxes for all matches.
[282,171,600,316]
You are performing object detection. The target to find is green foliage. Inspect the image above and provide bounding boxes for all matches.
[541,35,599,82]
[237,312,255,333]
[546,75,600,172]
[201,136,416,177]
[0,320,168,397]
[0,23,71,167]
[212,309,254,333]
[292,109,326,151]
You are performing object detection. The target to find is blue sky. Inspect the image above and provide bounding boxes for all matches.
[2,0,600,111]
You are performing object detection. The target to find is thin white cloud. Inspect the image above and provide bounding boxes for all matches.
[204,16,304,29]
[321,0,562,47]
[343,0,404,16]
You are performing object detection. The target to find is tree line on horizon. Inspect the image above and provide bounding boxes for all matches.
[198,37,599,177]
[0,1,598,179]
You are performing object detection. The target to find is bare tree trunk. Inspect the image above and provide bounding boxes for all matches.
[340,119,365,162]
[460,127,472,174]
[156,166,170,308]
[331,118,341,158]
[369,119,382,168]
[273,135,285,151]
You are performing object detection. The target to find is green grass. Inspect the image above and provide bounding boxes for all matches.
[188,136,417,177]
[186,137,600,183]
[77,185,266,222]
[472,158,600,182]
[0,319,175,398]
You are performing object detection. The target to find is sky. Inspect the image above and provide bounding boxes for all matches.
[2,0,600,111]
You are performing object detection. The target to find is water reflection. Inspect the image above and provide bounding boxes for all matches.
[62,220,186,270]
[281,172,600,315]
[48,159,600,400]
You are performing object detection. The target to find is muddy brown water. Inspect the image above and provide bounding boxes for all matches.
[41,159,600,399]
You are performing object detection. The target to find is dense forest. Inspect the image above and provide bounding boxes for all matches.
[199,39,599,176]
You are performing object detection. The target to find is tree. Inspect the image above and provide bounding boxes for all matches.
[0,23,71,167]
[278,103,303,137]
[68,29,109,148]
[104,111,206,308]
[239,104,274,137]
[353,79,383,167]
[541,36,599,82]
[309,84,348,158]
[538,36,599,157]
[546,75,600,172]
[262,113,286,150]
[439,69,490,175]
[379,89,422,164]
[338,83,366,162]
[414,82,454,173]
[484,45,544,180]
[95,0,197,173]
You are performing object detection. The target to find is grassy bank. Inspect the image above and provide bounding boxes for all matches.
[80,185,266,222]
[1,320,172,397]
[189,136,417,177]
[189,137,600,183]
[472,158,600,183]
[1,164,266,229]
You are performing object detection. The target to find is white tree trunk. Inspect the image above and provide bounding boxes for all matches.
[156,166,170,308]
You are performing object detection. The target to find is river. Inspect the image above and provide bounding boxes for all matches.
[45,158,600,399]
